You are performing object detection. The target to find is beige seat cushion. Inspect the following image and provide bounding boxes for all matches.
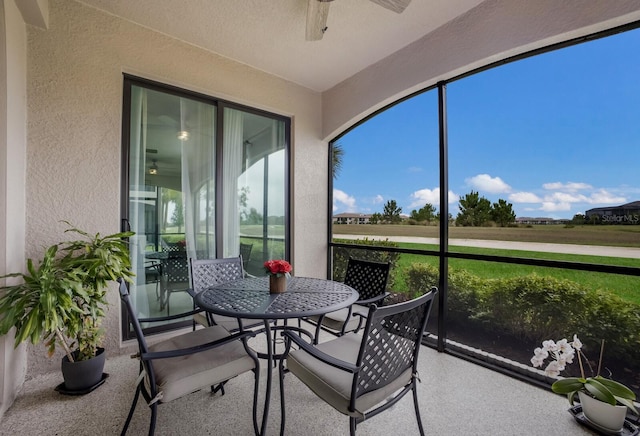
[193,312,264,332]
[286,332,412,419]
[148,325,256,403]
[309,304,368,333]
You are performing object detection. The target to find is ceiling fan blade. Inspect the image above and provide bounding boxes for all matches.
[369,0,411,14]
[306,0,331,41]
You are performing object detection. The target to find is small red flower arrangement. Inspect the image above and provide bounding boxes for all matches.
[263,259,292,278]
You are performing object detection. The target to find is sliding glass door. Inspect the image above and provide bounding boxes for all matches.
[122,77,289,335]
[223,107,288,270]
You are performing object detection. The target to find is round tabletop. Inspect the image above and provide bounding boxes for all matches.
[194,276,359,320]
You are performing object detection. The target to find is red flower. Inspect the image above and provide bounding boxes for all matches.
[264,259,292,277]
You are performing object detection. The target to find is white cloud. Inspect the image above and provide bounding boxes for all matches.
[523,183,628,215]
[543,182,593,192]
[407,166,422,173]
[544,192,587,204]
[373,194,384,204]
[509,192,542,203]
[333,189,357,212]
[540,201,572,212]
[409,188,459,209]
[587,189,626,204]
[466,174,512,194]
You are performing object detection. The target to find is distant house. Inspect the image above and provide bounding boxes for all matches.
[333,213,372,224]
[585,201,640,224]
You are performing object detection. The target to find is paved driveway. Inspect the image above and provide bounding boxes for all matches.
[337,234,640,259]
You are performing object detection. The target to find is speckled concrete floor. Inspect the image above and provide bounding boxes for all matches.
[2,334,594,436]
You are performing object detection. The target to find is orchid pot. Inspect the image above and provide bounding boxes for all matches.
[531,335,638,430]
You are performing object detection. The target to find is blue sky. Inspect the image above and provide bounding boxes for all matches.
[333,27,640,220]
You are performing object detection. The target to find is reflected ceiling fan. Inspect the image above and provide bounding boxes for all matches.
[306,0,411,41]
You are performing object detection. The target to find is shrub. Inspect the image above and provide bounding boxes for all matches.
[404,264,640,363]
[405,262,438,299]
[404,263,485,317]
[580,291,640,362]
[477,275,592,342]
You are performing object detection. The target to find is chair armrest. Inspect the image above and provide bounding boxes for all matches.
[282,330,359,374]
[138,307,204,323]
[141,329,258,361]
[348,293,389,334]
[356,291,390,306]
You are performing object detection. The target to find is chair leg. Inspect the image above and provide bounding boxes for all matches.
[251,367,261,436]
[349,417,357,436]
[121,384,142,436]
[313,316,323,344]
[159,277,166,311]
[278,358,287,436]
[412,383,425,436]
[148,403,158,436]
[166,291,172,316]
[211,380,227,395]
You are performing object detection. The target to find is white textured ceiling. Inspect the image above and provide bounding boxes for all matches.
[77,0,486,92]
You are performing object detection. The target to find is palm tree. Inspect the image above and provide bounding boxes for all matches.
[332,141,344,179]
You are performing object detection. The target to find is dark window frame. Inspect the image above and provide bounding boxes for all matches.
[327,21,640,387]
[120,75,291,340]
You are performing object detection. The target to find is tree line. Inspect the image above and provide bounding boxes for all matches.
[370,190,517,227]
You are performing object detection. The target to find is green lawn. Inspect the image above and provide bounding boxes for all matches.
[333,223,640,247]
[390,242,640,304]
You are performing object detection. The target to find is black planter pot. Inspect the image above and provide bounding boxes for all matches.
[60,347,106,393]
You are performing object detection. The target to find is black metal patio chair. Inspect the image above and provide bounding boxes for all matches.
[118,278,260,436]
[240,242,253,271]
[279,287,437,436]
[188,256,264,332]
[308,258,390,343]
[161,242,190,316]
[144,259,162,304]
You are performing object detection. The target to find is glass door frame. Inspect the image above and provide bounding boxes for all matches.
[120,74,291,340]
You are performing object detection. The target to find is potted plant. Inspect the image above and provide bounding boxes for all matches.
[531,335,638,432]
[0,222,133,392]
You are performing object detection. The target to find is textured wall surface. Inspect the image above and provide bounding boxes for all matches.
[1,0,29,417]
[26,0,324,376]
[322,0,640,139]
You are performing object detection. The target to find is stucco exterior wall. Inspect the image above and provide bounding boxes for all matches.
[322,0,640,139]
[0,0,28,418]
[25,0,325,376]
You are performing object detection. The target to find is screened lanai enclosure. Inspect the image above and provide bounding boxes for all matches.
[122,77,290,333]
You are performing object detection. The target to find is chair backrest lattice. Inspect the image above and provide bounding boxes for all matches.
[239,243,253,269]
[190,257,244,292]
[161,242,189,284]
[343,258,390,302]
[164,257,189,284]
[353,288,437,399]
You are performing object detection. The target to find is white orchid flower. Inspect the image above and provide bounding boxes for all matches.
[530,347,549,367]
[556,338,570,353]
[571,334,582,350]
[542,339,557,351]
[544,360,561,377]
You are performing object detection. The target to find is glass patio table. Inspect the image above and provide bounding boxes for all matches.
[194,275,359,436]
